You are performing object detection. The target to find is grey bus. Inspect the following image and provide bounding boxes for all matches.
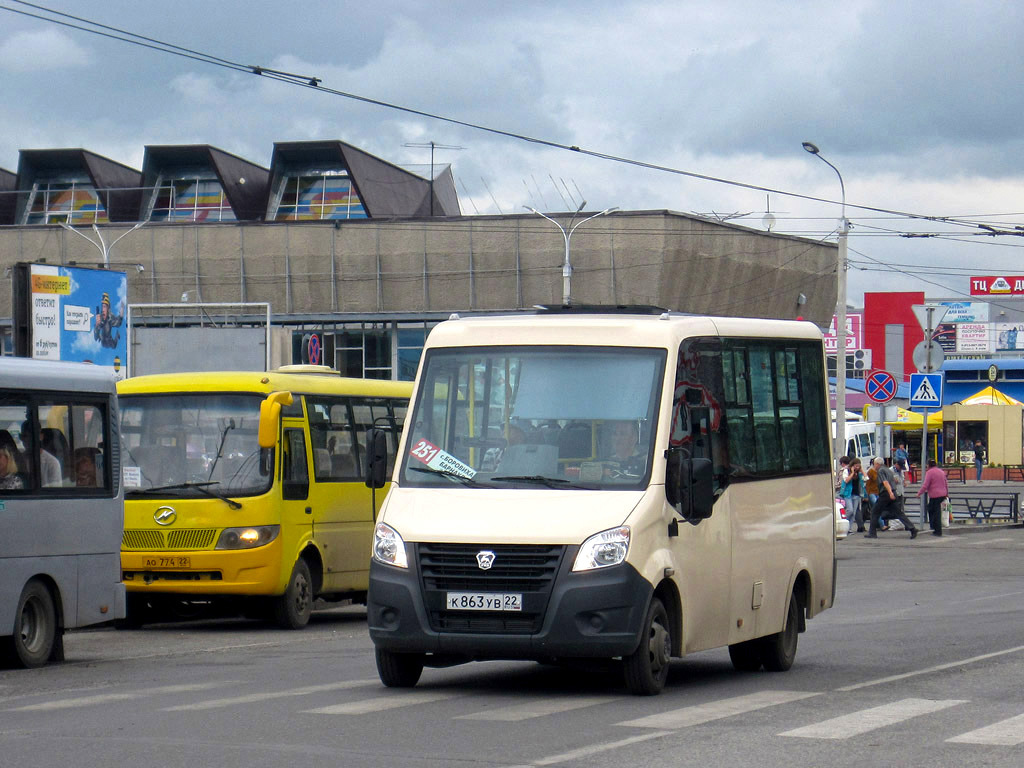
[0,358,125,667]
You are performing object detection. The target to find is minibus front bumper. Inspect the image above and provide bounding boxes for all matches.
[367,552,653,660]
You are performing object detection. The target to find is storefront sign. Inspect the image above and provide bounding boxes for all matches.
[957,323,991,352]
[971,276,1024,296]
[823,312,863,353]
[939,300,989,323]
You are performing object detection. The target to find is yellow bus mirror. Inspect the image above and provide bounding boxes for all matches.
[258,391,294,448]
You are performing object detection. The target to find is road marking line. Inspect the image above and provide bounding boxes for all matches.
[948,712,1024,745]
[836,644,1024,692]
[456,696,620,721]
[967,537,1013,545]
[531,731,673,766]
[162,679,377,711]
[302,691,455,714]
[616,690,819,729]
[780,698,966,739]
[7,683,228,711]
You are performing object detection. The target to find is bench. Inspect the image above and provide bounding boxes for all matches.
[946,490,1020,523]
[907,465,966,484]
[1003,466,1024,483]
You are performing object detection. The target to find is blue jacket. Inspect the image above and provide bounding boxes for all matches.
[840,472,866,498]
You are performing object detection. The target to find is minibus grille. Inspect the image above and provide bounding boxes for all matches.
[121,529,217,550]
[417,543,565,635]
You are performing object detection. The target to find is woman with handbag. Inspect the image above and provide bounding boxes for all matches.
[916,459,949,536]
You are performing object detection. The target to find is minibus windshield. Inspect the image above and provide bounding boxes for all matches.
[400,346,665,490]
[120,394,271,497]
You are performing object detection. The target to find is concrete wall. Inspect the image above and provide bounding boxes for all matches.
[0,211,838,326]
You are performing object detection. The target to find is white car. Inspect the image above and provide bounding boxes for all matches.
[835,499,851,540]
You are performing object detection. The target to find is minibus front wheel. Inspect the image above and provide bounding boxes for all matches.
[376,648,424,688]
[623,597,672,695]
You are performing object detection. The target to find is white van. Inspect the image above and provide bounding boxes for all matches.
[364,309,836,695]
[834,420,891,464]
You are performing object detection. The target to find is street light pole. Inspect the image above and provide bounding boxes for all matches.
[60,221,146,268]
[802,141,848,464]
[523,203,619,305]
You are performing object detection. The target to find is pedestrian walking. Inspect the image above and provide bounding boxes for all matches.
[974,439,986,482]
[865,457,918,539]
[916,459,949,536]
[893,442,909,472]
[840,458,867,532]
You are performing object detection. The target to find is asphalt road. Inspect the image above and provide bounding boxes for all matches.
[3,528,1024,768]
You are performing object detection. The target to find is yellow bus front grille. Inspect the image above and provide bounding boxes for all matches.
[122,530,165,549]
[122,529,217,550]
[167,529,217,549]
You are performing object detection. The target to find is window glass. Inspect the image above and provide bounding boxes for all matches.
[402,347,664,490]
[0,398,31,491]
[150,177,236,222]
[307,396,358,481]
[119,394,270,496]
[274,173,367,220]
[27,181,108,225]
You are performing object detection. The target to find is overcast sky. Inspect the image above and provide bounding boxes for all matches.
[2,0,1023,308]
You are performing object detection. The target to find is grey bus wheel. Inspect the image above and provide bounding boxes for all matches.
[273,559,313,629]
[7,580,57,668]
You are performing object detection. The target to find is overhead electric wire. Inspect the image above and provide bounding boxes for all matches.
[2,0,1020,236]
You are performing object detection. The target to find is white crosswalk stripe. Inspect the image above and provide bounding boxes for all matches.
[302,691,456,715]
[456,695,620,721]
[948,713,1024,745]
[617,690,820,729]
[780,698,966,739]
[6,682,229,711]
[161,679,378,711]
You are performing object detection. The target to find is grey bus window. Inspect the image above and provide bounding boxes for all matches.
[0,399,31,490]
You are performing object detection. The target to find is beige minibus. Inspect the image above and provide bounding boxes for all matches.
[365,308,836,695]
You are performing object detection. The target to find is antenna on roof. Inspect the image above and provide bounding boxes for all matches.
[403,141,463,216]
[455,176,480,214]
[530,174,549,210]
[480,177,503,214]
[548,173,571,209]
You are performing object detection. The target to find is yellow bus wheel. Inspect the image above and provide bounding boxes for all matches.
[273,559,313,629]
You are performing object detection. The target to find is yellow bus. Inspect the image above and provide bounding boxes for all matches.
[116,366,411,628]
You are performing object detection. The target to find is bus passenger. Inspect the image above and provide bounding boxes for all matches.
[0,445,24,490]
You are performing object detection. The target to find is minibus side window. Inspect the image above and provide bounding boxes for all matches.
[282,428,309,500]
[672,337,729,494]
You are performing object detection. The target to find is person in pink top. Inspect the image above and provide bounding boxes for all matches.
[916,459,949,537]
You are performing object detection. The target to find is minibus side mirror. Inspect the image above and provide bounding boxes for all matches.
[666,450,714,522]
[258,391,294,449]
[364,428,389,489]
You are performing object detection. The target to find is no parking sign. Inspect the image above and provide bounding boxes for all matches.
[865,370,897,403]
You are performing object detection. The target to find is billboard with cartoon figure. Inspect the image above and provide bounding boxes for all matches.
[12,263,128,379]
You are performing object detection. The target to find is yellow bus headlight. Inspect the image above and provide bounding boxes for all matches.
[215,525,280,550]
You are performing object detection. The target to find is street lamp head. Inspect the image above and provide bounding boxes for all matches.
[802,141,820,155]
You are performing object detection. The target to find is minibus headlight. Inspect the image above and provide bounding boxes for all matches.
[372,522,409,569]
[215,525,280,550]
[572,526,630,572]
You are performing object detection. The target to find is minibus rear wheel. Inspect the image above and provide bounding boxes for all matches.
[760,590,800,672]
[623,597,671,695]
[274,559,313,629]
[376,648,424,687]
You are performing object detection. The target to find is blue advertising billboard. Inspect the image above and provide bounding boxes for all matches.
[27,263,128,379]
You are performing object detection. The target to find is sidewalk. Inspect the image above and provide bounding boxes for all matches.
[864,477,1024,536]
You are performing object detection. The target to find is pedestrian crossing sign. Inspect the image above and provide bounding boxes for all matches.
[909,373,943,407]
